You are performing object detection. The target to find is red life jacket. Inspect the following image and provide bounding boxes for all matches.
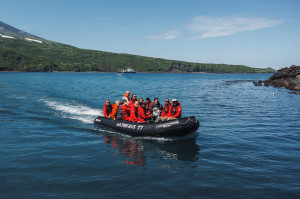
[103,104,112,118]
[130,97,137,107]
[161,102,171,117]
[145,100,153,115]
[121,104,130,120]
[137,106,151,123]
[110,104,119,120]
[131,97,137,101]
[169,102,182,119]
[128,106,138,122]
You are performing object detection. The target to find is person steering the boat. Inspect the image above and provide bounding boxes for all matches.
[103,99,112,118]
[168,99,182,119]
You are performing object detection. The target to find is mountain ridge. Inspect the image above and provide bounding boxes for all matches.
[0,20,276,73]
[0,20,43,39]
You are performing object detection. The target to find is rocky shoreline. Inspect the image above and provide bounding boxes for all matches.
[253,65,300,92]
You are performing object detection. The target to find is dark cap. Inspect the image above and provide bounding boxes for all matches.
[146,97,150,100]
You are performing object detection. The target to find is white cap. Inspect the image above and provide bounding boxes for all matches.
[122,96,128,102]
[172,99,177,102]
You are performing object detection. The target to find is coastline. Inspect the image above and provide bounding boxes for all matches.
[0,71,273,74]
[253,65,300,92]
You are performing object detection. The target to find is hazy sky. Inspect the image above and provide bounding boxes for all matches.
[1,0,299,69]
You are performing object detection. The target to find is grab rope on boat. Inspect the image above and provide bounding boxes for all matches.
[178,117,196,124]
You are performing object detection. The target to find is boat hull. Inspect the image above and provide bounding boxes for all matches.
[94,116,200,137]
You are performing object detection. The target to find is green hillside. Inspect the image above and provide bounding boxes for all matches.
[0,36,275,73]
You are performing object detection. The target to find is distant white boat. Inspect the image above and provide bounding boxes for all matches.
[120,68,136,73]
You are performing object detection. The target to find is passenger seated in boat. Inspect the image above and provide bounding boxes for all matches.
[138,98,144,104]
[145,97,153,115]
[128,94,137,108]
[116,99,125,120]
[137,102,151,123]
[103,99,112,118]
[161,98,172,121]
[168,99,182,120]
[122,91,130,102]
[121,101,130,121]
[128,101,139,122]
[150,98,163,119]
[111,100,120,120]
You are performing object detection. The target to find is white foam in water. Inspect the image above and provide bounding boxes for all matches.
[42,99,102,124]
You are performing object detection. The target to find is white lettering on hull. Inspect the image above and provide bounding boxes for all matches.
[116,123,144,130]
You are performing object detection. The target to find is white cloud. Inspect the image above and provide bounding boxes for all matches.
[149,16,283,40]
[148,29,180,40]
[187,16,284,39]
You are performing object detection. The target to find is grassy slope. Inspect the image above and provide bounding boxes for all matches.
[0,36,275,73]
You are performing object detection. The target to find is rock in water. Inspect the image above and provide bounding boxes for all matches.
[263,65,300,91]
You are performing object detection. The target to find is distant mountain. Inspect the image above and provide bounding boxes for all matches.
[0,20,276,73]
[0,20,43,40]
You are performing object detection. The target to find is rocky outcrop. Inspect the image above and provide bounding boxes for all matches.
[254,65,300,91]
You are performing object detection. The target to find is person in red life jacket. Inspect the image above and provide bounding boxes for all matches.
[161,98,172,121]
[121,101,130,121]
[168,99,182,119]
[110,100,120,120]
[138,98,144,105]
[122,91,130,102]
[128,101,139,122]
[161,98,171,117]
[137,102,151,123]
[103,99,112,118]
[130,94,138,107]
[145,97,153,115]
[127,94,137,108]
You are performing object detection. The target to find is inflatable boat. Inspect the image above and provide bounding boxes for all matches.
[94,116,200,137]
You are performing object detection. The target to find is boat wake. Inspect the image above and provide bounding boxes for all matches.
[42,99,101,124]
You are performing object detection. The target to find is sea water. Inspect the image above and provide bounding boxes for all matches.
[0,72,299,198]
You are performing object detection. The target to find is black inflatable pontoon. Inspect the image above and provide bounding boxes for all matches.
[94,116,199,137]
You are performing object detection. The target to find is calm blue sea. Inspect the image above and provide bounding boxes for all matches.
[0,72,299,199]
